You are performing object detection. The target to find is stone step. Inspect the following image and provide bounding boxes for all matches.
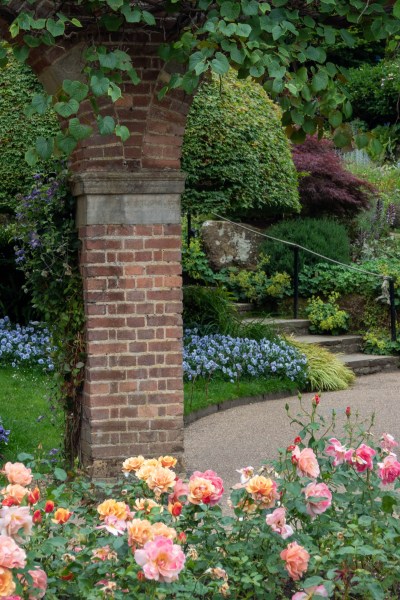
[338,353,400,376]
[234,303,254,314]
[242,317,310,335]
[293,334,363,354]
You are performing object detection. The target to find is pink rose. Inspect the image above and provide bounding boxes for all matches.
[292,585,328,599]
[189,470,223,506]
[0,507,33,543]
[96,515,127,536]
[345,444,376,472]
[280,541,310,581]
[377,454,400,485]
[292,447,320,479]
[302,482,332,519]
[2,464,32,487]
[380,433,399,453]
[266,507,294,539]
[134,535,185,583]
[0,535,26,569]
[168,479,189,505]
[325,438,347,466]
[27,568,47,599]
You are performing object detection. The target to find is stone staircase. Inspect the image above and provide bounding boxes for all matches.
[241,316,400,376]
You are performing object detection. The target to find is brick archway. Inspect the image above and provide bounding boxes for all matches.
[1,6,192,476]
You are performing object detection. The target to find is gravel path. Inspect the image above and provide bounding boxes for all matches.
[184,371,400,493]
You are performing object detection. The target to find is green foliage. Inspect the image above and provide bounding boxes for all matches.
[226,255,292,305]
[182,238,216,284]
[183,285,239,335]
[306,293,350,335]
[289,339,356,390]
[0,46,59,211]
[14,170,85,460]
[181,72,300,218]
[261,218,351,277]
[345,59,400,128]
[346,163,400,208]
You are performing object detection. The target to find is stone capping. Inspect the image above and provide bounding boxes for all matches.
[72,170,186,226]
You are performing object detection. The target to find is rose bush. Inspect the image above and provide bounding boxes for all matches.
[0,396,399,598]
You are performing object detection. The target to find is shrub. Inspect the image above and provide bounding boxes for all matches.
[260,217,351,276]
[183,286,239,334]
[226,255,291,305]
[1,396,400,598]
[181,71,300,218]
[306,293,350,335]
[292,136,372,217]
[345,59,400,128]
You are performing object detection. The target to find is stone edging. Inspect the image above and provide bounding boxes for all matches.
[184,389,299,426]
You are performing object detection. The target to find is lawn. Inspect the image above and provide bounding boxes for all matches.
[0,366,63,462]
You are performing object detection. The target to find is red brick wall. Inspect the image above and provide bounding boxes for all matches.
[78,223,184,477]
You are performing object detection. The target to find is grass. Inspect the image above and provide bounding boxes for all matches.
[0,366,63,462]
[184,376,299,416]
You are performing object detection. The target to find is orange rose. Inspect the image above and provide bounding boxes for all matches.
[133,498,161,514]
[136,460,159,482]
[187,477,215,505]
[168,501,183,517]
[292,447,320,479]
[53,508,72,524]
[245,476,279,509]
[127,519,153,547]
[150,522,177,540]
[158,456,177,469]
[3,462,32,486]
[0,567,16,596]
[280,542,310,580]
[146,467,176,495]
[1,484,29,505]
[97,499,128,521]
[122,456,145,473]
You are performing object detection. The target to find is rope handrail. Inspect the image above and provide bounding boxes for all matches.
[211,212,388,281]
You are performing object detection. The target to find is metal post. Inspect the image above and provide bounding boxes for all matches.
[293,245,300,319]
[187,212,192,247]
[389,277,397,342]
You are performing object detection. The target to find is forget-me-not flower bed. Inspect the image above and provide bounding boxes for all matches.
[0,316,54,370]
[183,330,308,385]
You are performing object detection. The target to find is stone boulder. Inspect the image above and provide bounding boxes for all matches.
[200,220,262,271]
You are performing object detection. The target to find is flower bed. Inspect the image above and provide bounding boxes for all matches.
[0,317,54,371]
[0,396,399,598]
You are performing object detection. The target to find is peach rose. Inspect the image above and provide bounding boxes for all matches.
[188,471,223,507]
[136,459,160,482]
[52,508,72,525]
[158,456,177,469]
[127,519,153,548]
[97,499,128,521]
[134,536,185,583]
[0,535,26,569]
[27,568,47,599]
[266,507,294,539]
[280,542,310,581]
[133,498,161,514]
[0,507,33,543]
[122,456,145,474]
[187,477,215,506]
[146,467,176,496]
[1,485,29,505]
[245,476,279,509]
[302,482,332,519]
[0,567,16,597]
[150,522,177,541]
[292,447,320,479]
[2,463,32,487]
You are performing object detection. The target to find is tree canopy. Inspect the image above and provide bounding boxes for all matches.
[1,0,399,162]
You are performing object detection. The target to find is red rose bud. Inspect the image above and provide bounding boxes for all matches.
[294,436,302,445]
[345,406,351,417]
[33,509,42,524]
[171,502,183,517]
[313,394,320,405]
[287,444,296,452]
[291,455,298,465]
[177,532,187,543]
[45,500,55,513]
[28,487,40,505]
[137,571,146,582]
[60,573,74,581]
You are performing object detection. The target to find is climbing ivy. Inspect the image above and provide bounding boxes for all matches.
[1,0,399,161]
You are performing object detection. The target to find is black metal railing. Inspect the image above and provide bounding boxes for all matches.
[187,212,398,342]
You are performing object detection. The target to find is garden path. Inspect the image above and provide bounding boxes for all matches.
[184,371,400,499]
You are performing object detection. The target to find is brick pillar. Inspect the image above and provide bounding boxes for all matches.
[72,171,185,478]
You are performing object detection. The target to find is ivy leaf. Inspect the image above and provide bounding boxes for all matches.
[355,132,369,149]
[340,29,355,47]
[305,46,327,63]
[121,6,141,22]
[328,110,342,128]
[13,45,29,62]
[46,19,65,37]
[230,46,245,64]
[220,1,241,20]
[25,148,39,166]
[211,52,230,75]
[35,136,54,160]
[115,124,130,142]
[108,82,122,102]
[98,52,118,70]
[236,23,252,37]
[28,94,51,116]
[62,80,89,102]
[97,115,115,135]
[100,14,124,31]
[68,118,93,141]
[106,0,123,9]
[54,99,80,118]
[90,75,110,96]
